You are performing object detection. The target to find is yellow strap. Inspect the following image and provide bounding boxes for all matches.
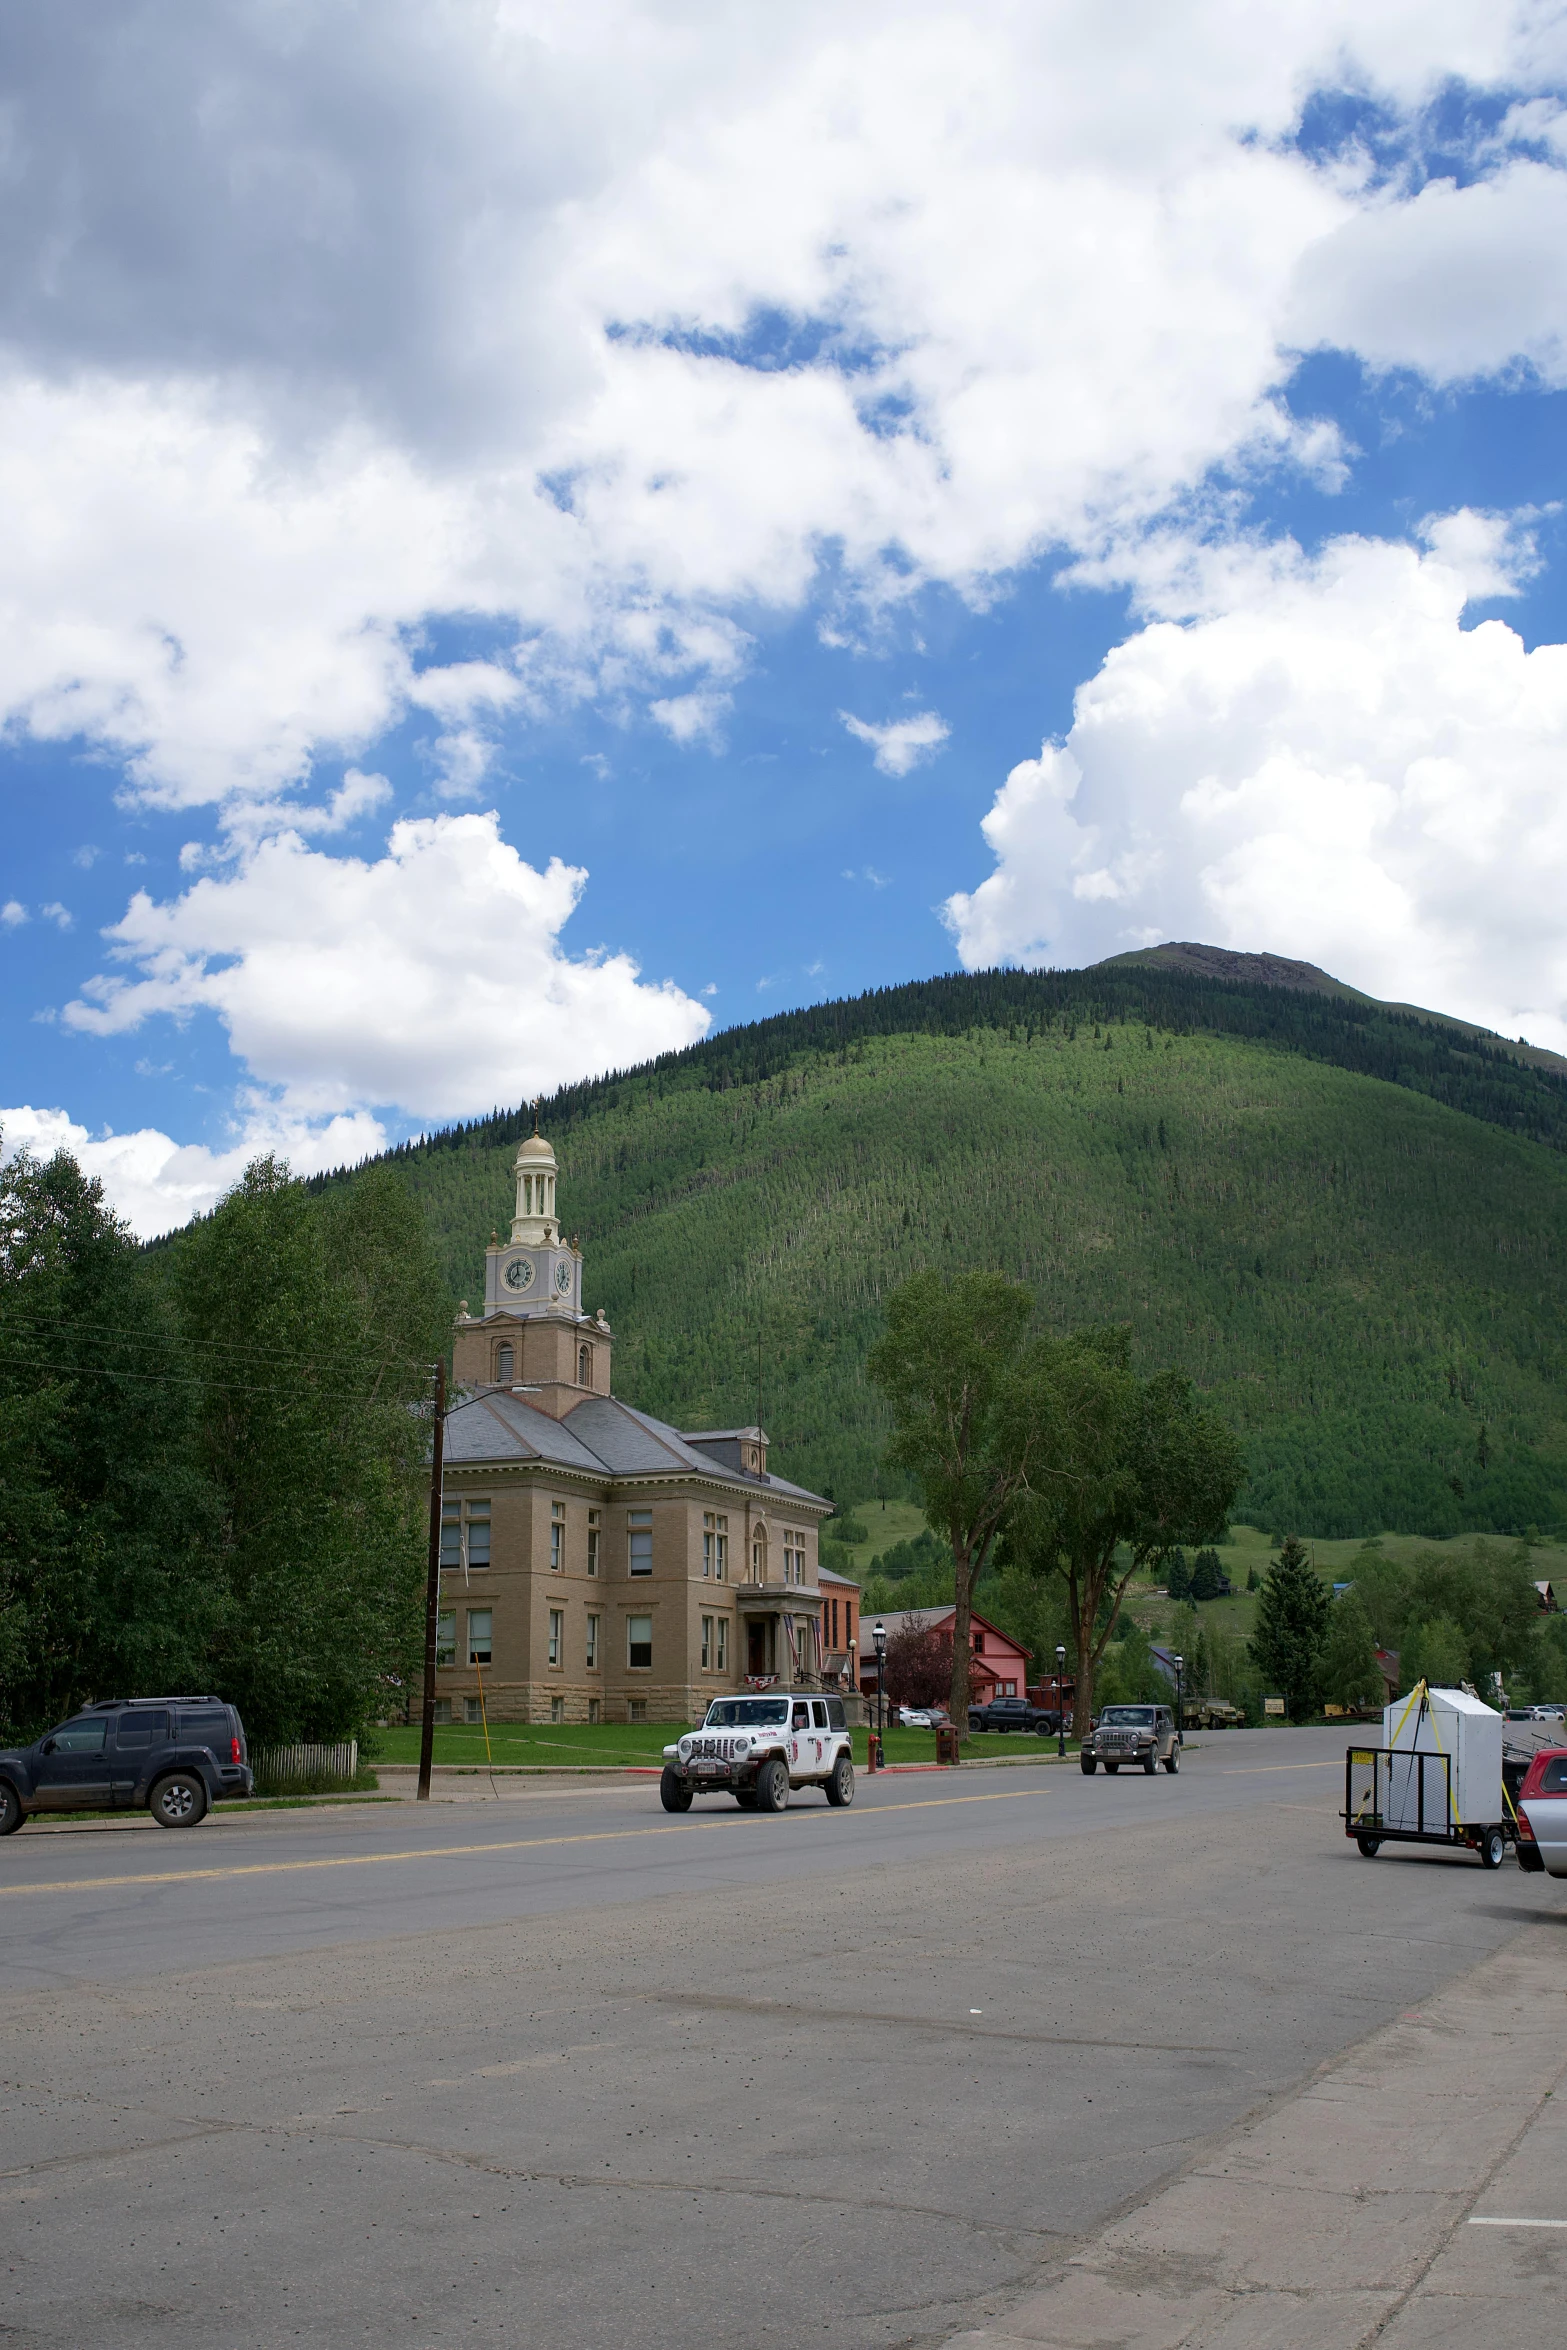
[1415,1683,1462,1829]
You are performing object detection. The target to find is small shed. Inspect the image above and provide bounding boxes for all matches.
[1382,1684,1502,1832]
[1535,1580,1557,1614]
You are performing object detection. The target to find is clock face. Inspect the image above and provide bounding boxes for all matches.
[504,1256,535,1293]
[554,1259,573,1295]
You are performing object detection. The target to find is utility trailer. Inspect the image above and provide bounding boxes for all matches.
[1344,1682,1512,1869]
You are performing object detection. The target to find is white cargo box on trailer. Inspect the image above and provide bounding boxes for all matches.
[1381,1685,1502,1831]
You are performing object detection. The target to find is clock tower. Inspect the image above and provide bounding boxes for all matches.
[482,1128,582,1317]
[455,1123,611,1416]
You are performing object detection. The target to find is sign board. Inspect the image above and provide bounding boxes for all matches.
[1264,1696,1285,1717]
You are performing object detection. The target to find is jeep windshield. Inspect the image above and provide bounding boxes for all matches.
[1099,1707,1156,1727]
[703,1699,790,1727]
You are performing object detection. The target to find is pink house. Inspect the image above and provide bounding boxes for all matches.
[857,1604,1030,1702]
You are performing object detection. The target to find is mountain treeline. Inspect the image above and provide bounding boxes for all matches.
[349,979,1567,1539]
[0,1144,447,1743]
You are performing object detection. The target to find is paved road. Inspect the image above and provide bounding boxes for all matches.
[2,1729,1561,2348]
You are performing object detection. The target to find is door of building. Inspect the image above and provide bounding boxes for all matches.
[747,1618,768,1677]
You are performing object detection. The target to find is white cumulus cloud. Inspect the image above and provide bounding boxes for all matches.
[0,1102,389,1241]
[944,513,1567,1049]
[0,3,1558,809]
[841,710,950,777]
[60,810,711,1121]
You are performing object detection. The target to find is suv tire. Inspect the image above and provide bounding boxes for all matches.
[824,1754,855,1808]
[1164,1748,1179,1774]
[659,1767,693,1813]
[150,1771,208,1828]
[756,1758,789,1813]
[0,1780,23,1835]
[1143,1753,1157,1773]
[1080,1755,1096,1775]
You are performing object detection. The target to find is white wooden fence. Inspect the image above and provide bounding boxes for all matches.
[252,1739,359,1785]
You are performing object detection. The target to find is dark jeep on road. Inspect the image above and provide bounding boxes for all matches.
[0,1697,252,1833]
[967,1695,1059,1736]
[1080,1703,1180,1775]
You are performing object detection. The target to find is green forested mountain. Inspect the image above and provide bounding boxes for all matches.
[339,960,1567,1539]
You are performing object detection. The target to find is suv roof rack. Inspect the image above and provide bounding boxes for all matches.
[84,1695,225,1711]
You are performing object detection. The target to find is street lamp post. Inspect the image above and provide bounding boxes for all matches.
[873,1618,887,1766]
[1173,1652,1185,1746]
[1056,1644,1067,1758]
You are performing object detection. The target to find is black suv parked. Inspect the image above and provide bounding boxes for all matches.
[0,1697,251,1833]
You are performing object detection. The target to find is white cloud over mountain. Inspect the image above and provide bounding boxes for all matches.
[945,513,1567,1051]
[60,812,711,1120]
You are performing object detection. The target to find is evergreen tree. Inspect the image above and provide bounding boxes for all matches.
[1250,1535,1330,1719]
[1320,1592,1382,1711]
[1165,1547,1191,1600]
[1190,1547,1225,1600]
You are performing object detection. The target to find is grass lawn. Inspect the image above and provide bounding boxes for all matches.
[371,1720,1035,1769]
[831,1498,931,1574]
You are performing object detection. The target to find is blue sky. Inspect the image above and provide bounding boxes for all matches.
[4,3,1567,1231]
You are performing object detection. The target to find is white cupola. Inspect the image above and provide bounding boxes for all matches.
[510,1129,559,1245]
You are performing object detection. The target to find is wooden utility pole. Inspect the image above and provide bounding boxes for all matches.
[416,1356,447,1801]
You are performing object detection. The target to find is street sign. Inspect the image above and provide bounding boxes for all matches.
[1264,1696,1285,1717]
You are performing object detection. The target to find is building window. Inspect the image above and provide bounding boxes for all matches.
[495,1342,514,1383]
[701,1614,714,1669]
[578,1343,592,1386]
[628,1509,653,1576]
[1004,1680,1016,1697]
[464,1696,483,1724]
[752,1528,767,1581]
[628,1699,647,1723]
[467,1608,493,1666]
[784,1532,805,1584]
[433,1698,452,1725]
[548,1608,564,1667]
[435,1610,456,1668]
[588,1698,600,1725]
[587,1510,600,1577]
[551,1696,565,1724]
[703,1510,730,1580]
[550,1501,565,1572]
[627,1613,653,1669]
[441,1501,490,1571]
[716,1617,729,1672]
[586,1612,599,1669]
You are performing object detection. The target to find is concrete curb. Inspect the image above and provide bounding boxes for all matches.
[941,1918,1567,2348]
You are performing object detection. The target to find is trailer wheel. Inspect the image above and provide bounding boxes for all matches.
[1356,1835,1381,1858]
[1479,1825,1507,1871]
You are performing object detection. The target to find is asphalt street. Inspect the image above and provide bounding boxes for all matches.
[2,1728,1561,2348]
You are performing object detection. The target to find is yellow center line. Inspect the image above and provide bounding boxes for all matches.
[0,1783,1054,1897]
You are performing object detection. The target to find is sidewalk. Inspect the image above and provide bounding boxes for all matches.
[943,1917,1567,2350]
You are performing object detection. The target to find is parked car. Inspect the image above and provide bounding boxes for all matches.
[0,1696,252,1833]
[1516,1746,1567,1875]
[661,1694,854,1812]
[897,1706,947,1727]
[967,1694,1059,1736]
[1079,1703,1180,1775]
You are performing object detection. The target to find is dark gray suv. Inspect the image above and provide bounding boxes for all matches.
[0,1697,252,1832]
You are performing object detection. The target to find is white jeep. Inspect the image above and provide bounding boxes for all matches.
[661,1694,855,1812]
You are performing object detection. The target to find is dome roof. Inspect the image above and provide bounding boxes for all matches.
[516,1132,556,1162]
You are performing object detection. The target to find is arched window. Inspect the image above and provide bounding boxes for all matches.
[496,1342,514,1383]
[578,1344,592,1387]
[752,1528,767,1581]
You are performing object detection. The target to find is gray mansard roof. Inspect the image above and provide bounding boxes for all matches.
[443,1386,830,1508]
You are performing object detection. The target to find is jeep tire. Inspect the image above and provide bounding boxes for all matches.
[0,1780,23,1835]
[1143,1752,1158,1774]
[1164,1747,1179,1774]
[756,1758,789,1813]
[1079,1755,1096,1775]
[660,1767,693,1813]
[150,1771,208,1828]
[824,1753,855,1808]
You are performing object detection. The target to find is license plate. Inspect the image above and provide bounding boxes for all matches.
[694,1761,725,1777]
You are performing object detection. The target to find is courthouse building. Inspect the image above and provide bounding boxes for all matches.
[434,1127,848,1724]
